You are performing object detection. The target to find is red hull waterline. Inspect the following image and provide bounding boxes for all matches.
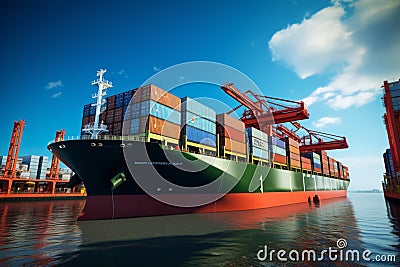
[79,190,347,220]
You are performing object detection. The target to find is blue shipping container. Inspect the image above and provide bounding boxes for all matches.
[89,104,96,116]
[150,101,181,125]
[181,96,216,122]
[131,102,141,118]
[251,146,269,160]
[130,118,140,134]
[272,145,286,156]
[185,126,216,147]
[182,111,216,134]
[270,136,286,149]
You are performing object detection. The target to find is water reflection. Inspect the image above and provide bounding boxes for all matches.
[60,197,365,266]
[0,200,84,266]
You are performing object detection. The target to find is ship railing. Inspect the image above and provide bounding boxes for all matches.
[48,135,146,145]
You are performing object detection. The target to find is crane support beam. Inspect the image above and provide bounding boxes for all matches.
[4,120,25,178]
[299,139,348,152]
[49,130,66,179]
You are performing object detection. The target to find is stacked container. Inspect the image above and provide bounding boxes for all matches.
[129,85,181,141]
[270,136,287,165]
[301,156,312,171]
[181,97,216,150]
[328,157,336,177]
[302,152,322,173]
[246,127,269,163]
[281,137,300,168]
[383,149,395,178]
[337,161,344,178]
[319,151,329,175]
[216,113,246,159]
[343,165,349,179]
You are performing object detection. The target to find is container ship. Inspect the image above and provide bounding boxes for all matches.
[48,69,350,220]
[0,122,86,201]
[382,79,400,200]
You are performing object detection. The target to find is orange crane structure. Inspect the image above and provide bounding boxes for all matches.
[0,123,85,200]
[3,120,25,178]
[220,83,348,153]
[221,83,309,135]
[49,130,66,179]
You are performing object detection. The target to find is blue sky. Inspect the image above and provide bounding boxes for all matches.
[1,0,399,190]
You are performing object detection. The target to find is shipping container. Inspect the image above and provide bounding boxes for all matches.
[248,136,268,151]
[122,120,131,136]
[89,103,96,116]
[290,159,301,168]
[184,125,217,147]
[222,138,246,154]
[182,111,215,133]
[123,90,134,106]
[138,84,181,110]
[270,136,286,149]
[217,125,245,143]
[114,107,123,122]
[301,156,312,170]
[272,153,287,165]
[246,127,268,141]
[216,113,245,131]
[83,104,91,117]
[141,100,181,125]
[272,145,286,156]
[130,115,181,139]
[252,146,269,160]
[181,96,216,121]
[106,95,115,109]
[289,151,300,161]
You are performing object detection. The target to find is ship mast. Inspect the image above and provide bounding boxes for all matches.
[82,69,113,139]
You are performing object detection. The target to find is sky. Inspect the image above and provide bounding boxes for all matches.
[1,0,399,190]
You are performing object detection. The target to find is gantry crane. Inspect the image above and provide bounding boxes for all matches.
[49,130,66,179]
[221,83,309,134]
[3,120,25,178]
[221,83,348,153]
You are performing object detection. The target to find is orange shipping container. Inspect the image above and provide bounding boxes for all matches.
[273,153,287,165]
[217,125,245,143]
[147,116,181,140]
[302,162,312,170]
[138,84,181,111]
[282,137,300,148]
[289,152,300,161]
[224,138,246,154]
[216,113,245,131]
[290,159,301,168]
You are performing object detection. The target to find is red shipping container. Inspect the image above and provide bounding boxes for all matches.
[107,95,116,109]
[272,153,287,165]
[114,107,123,122]
[106,109,115,123]
[217,125,245,143]
[302,162,312,170]
[122,120,131,136]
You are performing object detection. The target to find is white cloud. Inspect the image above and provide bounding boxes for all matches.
[153,66,160,72]
[269,0,400,109]
[312,116,342,128]
[46,80,63,89]
[51,92,62,98]
[118,69,125,75]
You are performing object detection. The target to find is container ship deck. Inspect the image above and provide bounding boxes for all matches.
[48,69,350,220]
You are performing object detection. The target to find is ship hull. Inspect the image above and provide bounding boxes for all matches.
[48,139,349,220]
